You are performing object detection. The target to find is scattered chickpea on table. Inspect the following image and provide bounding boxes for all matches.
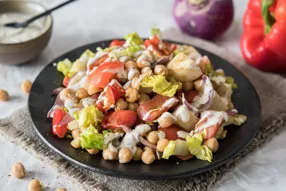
[0,89,9,101]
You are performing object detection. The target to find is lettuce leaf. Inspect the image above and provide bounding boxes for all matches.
[151,27,161,37]
[80,49,95,59]
[141,75,181,97]
[224,114,247,126]
[162,141,176,159]
[114,46,142,58]
[57,59,72,76]
[186,134,213,162]
[74,105,104,129]
[124,32,143,46]
[80,125,104,149]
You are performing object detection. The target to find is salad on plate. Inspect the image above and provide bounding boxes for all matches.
[48,28,247,165]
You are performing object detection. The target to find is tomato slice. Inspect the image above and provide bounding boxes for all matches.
[109,40,125,47]
[204,124,220,139]
[102,110,137,131]
[159,125,184,140]
[52,108,68,138]
[137,95,178,123]
[88,61,124,88]
[63,76,70,87]
[185,90,198,103]
[105,84,125,104]
[176,154,193,160]
[88,54,109,71]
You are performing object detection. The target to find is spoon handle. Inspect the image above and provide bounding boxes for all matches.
[25,0,78,25]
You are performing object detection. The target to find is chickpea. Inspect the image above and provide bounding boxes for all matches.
[56,188,67,191]
[76,88,89,99]
[87,84,102,95]
[128,103,139,111]
[71,129,81,138]
[136,59,150,69]
[143,146,154,152]
[59,88,75,102]
[133,147,143,161]
[154,65,168,76]
[125,88,140,103]
[0,89,9,101]
[123,81,132,90]
[147,131,159,145]
[141,150,155,165]
[70,137,81,149]
[117,76,128,84]
[28,179,42,191]
[131,77,140,90]
[87,148,100,155]
[115,98,128,110]
[156,139,169,152]
[21,80,32,93]
[183,81,194,92]
[11,162,25,179]
[125,60,138,70]
[138,93,150,104]
[194,79,203,92]
[141,67,153,76]
[118,148,133,163]
[128,69,140,81]
[102,148,118,160]
[204,138,219,153]
[158,115,174,128]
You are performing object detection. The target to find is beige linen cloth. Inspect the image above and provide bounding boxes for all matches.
[0,36,286,191]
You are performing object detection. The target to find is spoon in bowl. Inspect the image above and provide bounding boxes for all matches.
[4,0,78,28]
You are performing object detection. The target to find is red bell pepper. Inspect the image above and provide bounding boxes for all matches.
[105,83,125,105]
[102,110,137,131]
[241,0,286,72]
[52,108,68,138]
[159,125,184,140]
[88,61,125,88]
[63,76,70,87]
[109,40,125,47]
[88,54,109,71]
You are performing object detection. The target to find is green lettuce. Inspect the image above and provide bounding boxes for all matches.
[141,75,181,97]
[151,27,161,37]
[80,125,104,149]
[80,49,95,59]
[162,141,176,159]
[186,134,213,162]
[124,32,143,46]
[224,114,247,126]
[225,77,237,89]
[74,105,104,129]
[57,58,72,76]
[113,46,142,58]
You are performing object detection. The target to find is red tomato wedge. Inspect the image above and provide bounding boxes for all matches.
[88,54,109,71]
[109,40,125,47]
[159,125,184,140]
[52,108,68,138]
[204,124,220,139]
[137,95,178,123]
[105,83,125,104]
[88,61,124,89]
[102,110,137,131]
[185,90,198,103]
[176,154,193,161]
[62,76,70,87]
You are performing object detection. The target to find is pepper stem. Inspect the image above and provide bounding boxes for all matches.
[262,0,276,34]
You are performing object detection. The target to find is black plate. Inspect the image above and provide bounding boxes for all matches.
[28,40,261,180]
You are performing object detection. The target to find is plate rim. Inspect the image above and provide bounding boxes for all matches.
[28,39,262,180]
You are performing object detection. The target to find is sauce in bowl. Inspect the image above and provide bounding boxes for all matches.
[0,13,46,44]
